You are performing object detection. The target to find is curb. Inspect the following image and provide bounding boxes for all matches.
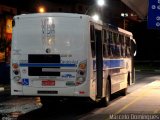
[135,69,160,72]
[0,87,4,92]
[0,86,11,102]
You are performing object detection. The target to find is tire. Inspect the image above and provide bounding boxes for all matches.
[120,88,127,96]
[127,72,130,85]
[99,80,111,107]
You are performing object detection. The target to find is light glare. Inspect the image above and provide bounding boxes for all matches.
[48,17,53,25]
[92,14,99,21]
[39,7,45,13]
[97,0,105,7]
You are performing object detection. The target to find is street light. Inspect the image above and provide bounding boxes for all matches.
[121,13,128,29]
[85,0,105,15]
[92,14,100,21]
[97,0,105,7]
[121,13,128,17]
[38,6,45,13]
[85,0,105,22]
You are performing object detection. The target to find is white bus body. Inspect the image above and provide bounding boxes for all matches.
[11,13,136,106]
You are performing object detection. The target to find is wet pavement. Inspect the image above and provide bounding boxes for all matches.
[0,97,42,120]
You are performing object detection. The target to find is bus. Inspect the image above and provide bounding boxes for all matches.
[11,13,136,106]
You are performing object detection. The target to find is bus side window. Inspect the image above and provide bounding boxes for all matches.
[103,29,108,58]
[90,25,96,57]
[108,31,114,57]
[120,35,125,57]
[112,32,117,57]
[115,33,121,57]
[126,37,131,57]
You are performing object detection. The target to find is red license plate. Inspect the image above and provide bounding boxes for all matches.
[42,80,55,86]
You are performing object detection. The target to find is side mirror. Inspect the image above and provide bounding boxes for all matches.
[131,39,137,57]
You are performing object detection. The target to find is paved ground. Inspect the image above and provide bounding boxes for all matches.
[107,80,160,114]
[80,80,160,120]
[0,71,160,120]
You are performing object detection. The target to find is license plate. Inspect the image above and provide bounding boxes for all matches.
[42,80,55,86]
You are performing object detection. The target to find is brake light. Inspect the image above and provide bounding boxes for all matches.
[75,60,87,86]
[66,60,87,87]
[12,62,21,84]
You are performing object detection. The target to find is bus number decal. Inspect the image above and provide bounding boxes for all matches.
[41,18,55,45]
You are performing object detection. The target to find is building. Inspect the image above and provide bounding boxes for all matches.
[0,4,17,62]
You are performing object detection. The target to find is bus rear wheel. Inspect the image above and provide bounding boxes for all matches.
[99,80,111,107]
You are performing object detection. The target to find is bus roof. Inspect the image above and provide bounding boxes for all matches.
[14,13,90,19]
[14,13,131,36]
[14,13,89,19]
[14,12,103,25]
[118,27,133,36]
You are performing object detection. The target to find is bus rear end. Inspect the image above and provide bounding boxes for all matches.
[11,13,91,99]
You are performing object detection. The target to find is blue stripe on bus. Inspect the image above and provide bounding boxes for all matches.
[93,59,125,69]
[19,63,76,67]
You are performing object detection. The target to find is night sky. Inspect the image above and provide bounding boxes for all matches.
[0,0,93,8]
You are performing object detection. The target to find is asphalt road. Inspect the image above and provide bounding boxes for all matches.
[0,71,160,120]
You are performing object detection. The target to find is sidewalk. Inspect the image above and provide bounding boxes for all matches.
[106,80,160,114]
[136,69,160,72]
[80,80,160,120]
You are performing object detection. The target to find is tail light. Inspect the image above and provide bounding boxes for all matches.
[12,62,21,83]
[75,61,87,86]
